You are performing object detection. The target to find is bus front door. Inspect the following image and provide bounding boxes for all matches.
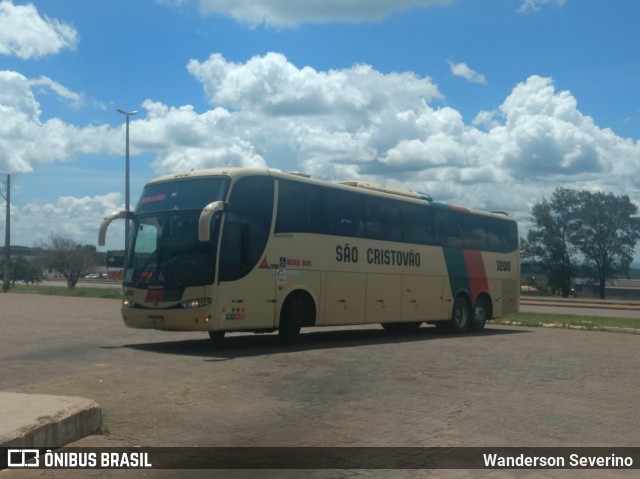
[216,269,276,331]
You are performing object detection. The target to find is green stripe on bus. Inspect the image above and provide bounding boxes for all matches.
[443,247,470,298]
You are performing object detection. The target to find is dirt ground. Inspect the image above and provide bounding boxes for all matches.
[1,293,639,478]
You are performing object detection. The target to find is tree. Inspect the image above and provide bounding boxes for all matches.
[36,234,96,288]
[0,255,42,286]
[525,188,640,299]
[522,188,578,297]
[568,191,640,299]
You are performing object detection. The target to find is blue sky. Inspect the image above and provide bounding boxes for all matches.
[1,0,639,254]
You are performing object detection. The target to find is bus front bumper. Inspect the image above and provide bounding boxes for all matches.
[121,307,215,332]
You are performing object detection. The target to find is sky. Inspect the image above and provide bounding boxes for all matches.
[0,0,639,256]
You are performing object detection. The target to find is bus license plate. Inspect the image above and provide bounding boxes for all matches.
[148,315,164,324]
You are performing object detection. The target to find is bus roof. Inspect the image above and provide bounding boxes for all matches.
[144,167,512,220]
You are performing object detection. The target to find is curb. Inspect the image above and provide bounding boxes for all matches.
[494,320,640,335]
[0,392,101,448]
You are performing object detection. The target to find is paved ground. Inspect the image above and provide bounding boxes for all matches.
[1,293,639,478]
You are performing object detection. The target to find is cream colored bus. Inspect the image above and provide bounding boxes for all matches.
[99,168,519,344]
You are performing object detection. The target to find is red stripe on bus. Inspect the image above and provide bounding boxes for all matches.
[449,205,470,212]
[145,289,165,303]
[463,250,489,301]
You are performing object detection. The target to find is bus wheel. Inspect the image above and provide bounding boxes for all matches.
[450,295,471,333]
[278,296,303,346]
[470,297,490,332]
[208,331,226,344]
[381,322,422,333]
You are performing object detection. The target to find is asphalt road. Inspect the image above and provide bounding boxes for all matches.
[2,293,639,479]
[520,302,640,318]
[42,280,121,289]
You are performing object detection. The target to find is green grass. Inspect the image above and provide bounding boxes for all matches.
[495,312,640,332]
[97,419,111,435]
[7,283,121,299]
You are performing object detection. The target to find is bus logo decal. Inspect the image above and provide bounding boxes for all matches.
[259,257,271,269]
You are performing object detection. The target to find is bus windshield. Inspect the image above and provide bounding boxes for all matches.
[124,177,228,288]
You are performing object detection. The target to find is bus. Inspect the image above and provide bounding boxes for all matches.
[99,167,519,344]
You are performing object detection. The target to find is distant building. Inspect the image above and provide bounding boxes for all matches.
[106,251,125,280]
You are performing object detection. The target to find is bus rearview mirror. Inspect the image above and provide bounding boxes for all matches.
[198,201,227,242]
[98,210,135,246]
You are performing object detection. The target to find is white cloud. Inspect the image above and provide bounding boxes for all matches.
[182,54,640,230]
[188,52,442,119]
[448,61,487,84]
[198,0,454,28]
[0,70,41,117]
[2,51,639,251]
[28,76,85,109]
[518,0,566,14]
[4,193,125,250]
[182,54,640,212]
[136,100,267,172]
[0,0,78,59]
[489,75,639,180]
[184,52,443,173]
[0,71,116,174]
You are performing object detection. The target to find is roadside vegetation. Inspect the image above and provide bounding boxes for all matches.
[520,187,640,299]
[494,312,639,332]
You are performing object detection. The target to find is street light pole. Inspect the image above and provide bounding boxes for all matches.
[2,174,10,292]
[116,108,138,253]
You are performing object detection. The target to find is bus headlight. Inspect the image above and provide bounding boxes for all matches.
[122,297,136,308]
[181,298,212,309]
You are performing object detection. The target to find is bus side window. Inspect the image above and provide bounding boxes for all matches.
[274,183,298,232]
[275,181,325,234]
[402,204,434,245]
[504,221,518,253]
[326,189,362,237]
[446,213,463,249]
[433,211,446,246]
[486,218,503,252]
[219,177,274,281]
[364,197,402,242]
[463,215,488,251]
[434,210,462,248]
[220,220,250,276]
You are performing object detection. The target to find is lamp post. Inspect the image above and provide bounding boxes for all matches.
[1,174,9,292]
[116,108,138,252]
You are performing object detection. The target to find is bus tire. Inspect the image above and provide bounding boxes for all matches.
[208,331,226,344]
[278,295,303,346]
[449,295,471,333]
[470,296,491,332]
[381,322,422,333]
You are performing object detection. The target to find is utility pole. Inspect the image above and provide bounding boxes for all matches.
[116,108,138,254]
[2,174,10,292]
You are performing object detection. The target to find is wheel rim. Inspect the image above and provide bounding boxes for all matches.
[474,305,486,326]
[454,302,468,328]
